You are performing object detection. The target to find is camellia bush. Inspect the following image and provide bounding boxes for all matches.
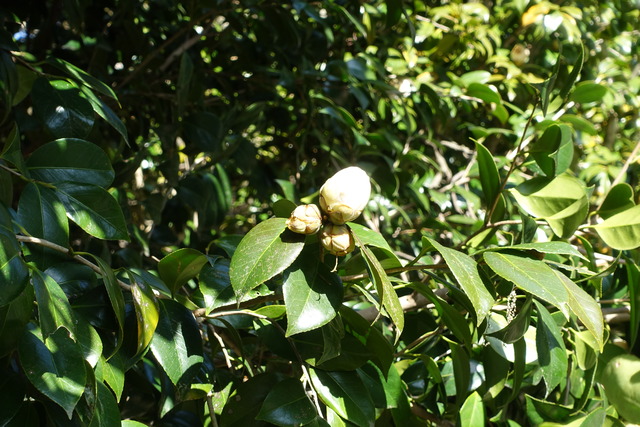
[1,0,640,425]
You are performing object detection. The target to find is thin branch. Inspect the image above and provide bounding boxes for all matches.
[206,393,219,427]
[340,263,447,282]
[15,235,132,291]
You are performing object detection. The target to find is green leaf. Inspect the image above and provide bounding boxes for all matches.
[599,183,635,219]
[75,320,102,368]
[601,354,640,423]
[131,279,159,354]
[177,53,193,117]
[229,217,305,300]
[570,81,608,104]
[89,382,121,427]
[339,306,393,374]
[484,252,604,349]
[55,182,128,240]
[0,284,34,357]
[283,252,343,336]
[1,125,28,174]
[78,86,129,144]
[355,233,404,341]
[427,238,494,324]
[0,371,25,424]
[256,378,317,426]
[158,248,208,296]
[31,78,94,139]
[530,55,559,116]
[46,57,118,101]
[627,261,640,350]
[19,327,87,419]
[31,269,77,339]
[592,204,640,250]
[467,82,501,104]
[487,296,533,343]
[385,0,403,27]
[530,124,573,176]
[348,222,399,262]
[534,300,567,395]
[0,213,29,306]
[475,141,501,205]
[26,138,114,187]
[150,299,203,385]
[100,353,124,402]
[510,174,588,238]
[484,241,586,260]
[220,373,276,427]
[308,368,375,427]
[459,391,485,427]
[419,286,473,348]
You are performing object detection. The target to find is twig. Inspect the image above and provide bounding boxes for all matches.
[15,235,132,292]
[206,393,219,427]
[207,323,233,370]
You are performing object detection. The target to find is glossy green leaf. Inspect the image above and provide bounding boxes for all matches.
[31,269,77,339]
[592,204,640,250]
[601,354,640,423]
[356,234,404,341]
[46,57,118,101]
[88,382,120,427]
[158,248,207,296]
[0,214,29,306]
[55,182,128,240]
[487,296,533,344]
[283,252,343,336]
[599,183,635,219]
[467,82,501,104]
[339,306,393,375]
[220,373,276,427]
[78,86,129,144]
[26,138,114,187]
[75,320,102,368]
[19,327,87,419]
[100,353,124,402]
[229,217,305,299]
[309,368,375,427]
[534,300,567,395]
[349,222,399,262]
[485,252,604,349]
[256,378,317,426]
[17,183,69,266]
[484,241,586,260]
[0,284,34,357]
[570,81,608,104]
[420,285,473,348]
[385,0,402,27]
[150,299,203,385]
[459,391,485,426]
[558,43,584,104]
[428,238,494,324]
[31,78,94,139]
[510,174,588,238]
[475,141,501,205]
[1,126,28,174]
[530,124,573,176]
[131,279,160,354]
[530,55,559,116]
[627,261,640,350]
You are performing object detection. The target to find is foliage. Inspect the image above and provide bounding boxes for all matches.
[1,0,640,425]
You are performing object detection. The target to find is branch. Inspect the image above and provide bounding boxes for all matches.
[16,235,132,292]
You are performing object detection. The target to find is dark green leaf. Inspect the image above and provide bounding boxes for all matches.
[0,213,29,305]
[0,284,34,357]
[487,296,533,343]
[1,125,28,174]
[46,58,118,101]
[55,182,129,240]
[150,299,203,385]
[230,217,305,299]
[27,138,114,187]
[558,43,584,103]
[385,0,403,27]
[599,183,635,219]
[100,353,124,402]
[534,300,567,395]
[340,306,393,374]
[309,368,375,427]
[220,373,276,427]
[78,86,129,144]
[177,53,193,116]
[530,124,573,176]
[31,78,94,139]
[427,238,494,324]
[19,327,87,419]
[256,378,317,426]
[283,252,343,336]
[356,234,404,341]
[31,269,77,339]
[158,248,207,296]
[627,261,640,349]
[88,382,121,427]
[419,286,472,348]
[0,371,25,425]
[475,141,501,206]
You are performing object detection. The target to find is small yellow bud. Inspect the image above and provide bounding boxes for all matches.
[320,224,355,256]
[286,204,323,234]
[319,166,371,225]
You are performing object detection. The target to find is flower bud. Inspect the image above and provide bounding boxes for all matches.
[321,224,355,256]
[286,204,322,235]
[319,166,371,225]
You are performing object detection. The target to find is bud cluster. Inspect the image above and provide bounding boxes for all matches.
[285,166,371,256]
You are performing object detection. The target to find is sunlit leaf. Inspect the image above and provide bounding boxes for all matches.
[158,248,208,296]
[256,378,317,426]
[592,205,640,250]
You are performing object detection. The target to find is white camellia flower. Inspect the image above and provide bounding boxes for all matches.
[320,224,355,256]
[319,166,371,225]
[286,204,322,235]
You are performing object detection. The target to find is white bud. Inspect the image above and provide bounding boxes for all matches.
[286,204,322,234]
[319,166,371,225]
[320,224,355,256]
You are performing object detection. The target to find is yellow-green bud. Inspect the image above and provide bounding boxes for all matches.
[286,204,322,234]
[320,224,355,256]
[319,166,371,225]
